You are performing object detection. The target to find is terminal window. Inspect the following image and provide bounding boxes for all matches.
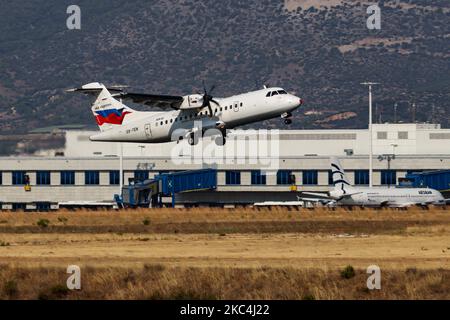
[377,132,388,139]
[303,170,318,185]
[134,170,149,181]
[277,170,293,185]
[328,170,333,185]
[12,171,26,185]
[251,170,266,185]
[36,171,51,185]
[226,171,241,185]
[381,170,397,185]
[354,170,369,185]
[60,171,75,185]
[36,202,51,211]
[110,171,120,185]
[85,171,100,185]
[398,131,408,139]
[12,203,26,211]
[0,172,2,185]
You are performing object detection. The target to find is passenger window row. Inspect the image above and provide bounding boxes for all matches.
[155,102,243,126]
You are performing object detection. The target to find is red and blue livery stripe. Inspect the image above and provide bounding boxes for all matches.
[95,108,131,125]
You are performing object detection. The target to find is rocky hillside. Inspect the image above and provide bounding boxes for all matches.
[0,0,449,134]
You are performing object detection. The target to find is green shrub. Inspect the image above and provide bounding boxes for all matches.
[3,280,18,297]
[142,218,151,226]
[37,219,50,228]
[341,265,356,279]
[302,293,315,300]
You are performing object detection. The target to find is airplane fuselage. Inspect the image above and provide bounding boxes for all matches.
[90,87,301,143]
[338,187,445,207]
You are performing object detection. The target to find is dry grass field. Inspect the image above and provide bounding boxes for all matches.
[0,207,449,300]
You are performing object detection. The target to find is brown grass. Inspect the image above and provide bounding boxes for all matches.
[0,207,448,300]
[0,265,448,300]
[0,207,447,235]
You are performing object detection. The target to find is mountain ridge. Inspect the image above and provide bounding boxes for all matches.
[0,0,449,134]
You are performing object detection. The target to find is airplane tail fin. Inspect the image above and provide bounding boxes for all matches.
[67,82,137,132]
[330,157,354,193]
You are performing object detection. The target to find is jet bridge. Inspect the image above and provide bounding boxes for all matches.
[403,170,450,196]
[115,169,217,208]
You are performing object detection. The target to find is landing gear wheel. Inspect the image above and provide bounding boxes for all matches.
[188,133,199,146]
[284,119,292,125]
[215,135,226,146]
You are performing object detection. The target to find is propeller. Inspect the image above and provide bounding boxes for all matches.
[201,81,220,117]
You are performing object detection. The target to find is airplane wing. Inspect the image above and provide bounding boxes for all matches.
[297,195,336,204]
[298,197,333,203]
[118,92,185,110]
[299,192,331,199]
[299,191,362,200]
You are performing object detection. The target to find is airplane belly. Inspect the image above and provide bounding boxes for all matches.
[225,109,281,128]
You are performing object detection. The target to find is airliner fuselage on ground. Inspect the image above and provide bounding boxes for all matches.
[69,82,303,145]
[299,158,447,208]
[333,186,445,207]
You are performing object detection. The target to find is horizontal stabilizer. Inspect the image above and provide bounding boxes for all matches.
[66,82,125,95]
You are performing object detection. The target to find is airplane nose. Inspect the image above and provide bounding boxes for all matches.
[291,96,303,107]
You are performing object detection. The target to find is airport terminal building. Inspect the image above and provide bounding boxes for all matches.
[0,123,449,209]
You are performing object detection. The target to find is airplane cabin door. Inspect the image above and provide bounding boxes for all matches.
[233,101,239,112]
[144,124,152,139]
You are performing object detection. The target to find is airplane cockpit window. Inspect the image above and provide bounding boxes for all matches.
[272,91,279,96]
[266,92,271,97]
[278,90,287,94]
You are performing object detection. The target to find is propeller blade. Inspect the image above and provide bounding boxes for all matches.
[209,85,216,94]
[210,99,220,106]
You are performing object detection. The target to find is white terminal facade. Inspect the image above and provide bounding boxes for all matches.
[0,123,449,209]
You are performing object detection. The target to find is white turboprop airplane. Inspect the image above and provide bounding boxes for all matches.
[68,82,303,145]
[298,157,447,208]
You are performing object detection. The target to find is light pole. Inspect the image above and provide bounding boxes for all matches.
[139,145,146,156]
[378,152,396,188]
[119,98,124,195]
[391,143,398,156]
[394,103,398,123]
[361,82,379,188]
[119,143,124,193]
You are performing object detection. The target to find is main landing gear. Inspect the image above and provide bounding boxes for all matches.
[188,132,199,146]
[187,130,227,146]
[281,112,293,125]
[214,133,226,146]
